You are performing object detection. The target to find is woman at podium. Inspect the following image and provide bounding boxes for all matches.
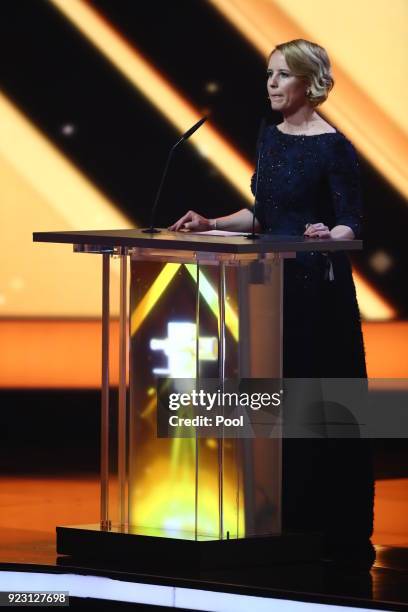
[169,39,374,570]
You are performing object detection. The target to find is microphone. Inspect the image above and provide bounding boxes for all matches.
[142,117,208,234]
[175,116,207,145]
[246,117,266,240]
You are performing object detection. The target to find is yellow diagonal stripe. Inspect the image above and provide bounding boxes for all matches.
[130,263,181,336]
[129,262,239,341]
[185,264,239,340]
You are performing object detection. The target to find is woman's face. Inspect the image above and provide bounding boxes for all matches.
[267,50,310,113]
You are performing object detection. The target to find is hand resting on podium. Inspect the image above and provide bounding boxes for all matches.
[168,208,260,233]
[168,209,353,239]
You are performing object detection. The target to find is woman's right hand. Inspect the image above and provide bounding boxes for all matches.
[168,210,214,232]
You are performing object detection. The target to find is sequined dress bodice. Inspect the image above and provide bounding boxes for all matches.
[253,125,363,238]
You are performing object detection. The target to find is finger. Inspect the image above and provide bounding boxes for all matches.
[172,217,184,232]
[184,220,201,230]
[174,212,194,231]
[305,226,329,236]
[309,230,331,239]
[174,222,186,231]
[304,225,318,235]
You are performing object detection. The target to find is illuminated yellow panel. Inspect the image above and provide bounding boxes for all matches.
[130,454,244,539]
[209,0,408,202]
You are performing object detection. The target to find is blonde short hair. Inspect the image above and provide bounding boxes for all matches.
[272,39,334,107]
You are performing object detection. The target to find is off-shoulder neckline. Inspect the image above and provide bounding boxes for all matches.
[274,125,338,137]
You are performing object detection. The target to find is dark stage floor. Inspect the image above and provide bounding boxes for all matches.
[1,476,408,610]
[1,529,408,610]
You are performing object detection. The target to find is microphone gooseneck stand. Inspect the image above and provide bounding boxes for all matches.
[246,118,266,240]
[142,117,207,234]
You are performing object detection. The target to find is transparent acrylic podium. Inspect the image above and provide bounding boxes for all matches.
[128,252,282,543]
[33,229,361,567]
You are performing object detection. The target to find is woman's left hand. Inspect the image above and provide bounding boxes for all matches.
[304,222,331,239]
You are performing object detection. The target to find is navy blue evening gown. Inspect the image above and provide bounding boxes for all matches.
[252,124,374,559]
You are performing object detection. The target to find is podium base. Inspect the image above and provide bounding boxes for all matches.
[57,524,322,570]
